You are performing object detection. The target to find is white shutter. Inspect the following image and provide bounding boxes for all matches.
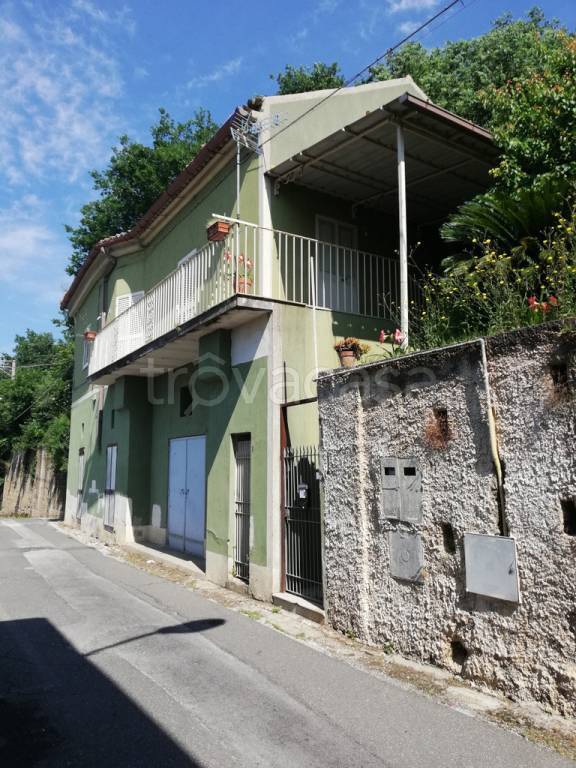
[116,291,144,318]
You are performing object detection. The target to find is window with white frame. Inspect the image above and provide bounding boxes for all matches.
[115,291,144,318]
[82,336,92,370]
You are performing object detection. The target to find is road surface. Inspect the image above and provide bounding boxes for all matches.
[0,519,571,767]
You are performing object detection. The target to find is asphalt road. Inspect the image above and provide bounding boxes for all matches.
[0,519,572,768]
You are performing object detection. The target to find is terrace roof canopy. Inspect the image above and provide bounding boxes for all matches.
[267,92,499,224]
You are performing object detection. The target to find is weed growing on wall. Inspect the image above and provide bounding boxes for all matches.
[412,206,576,350]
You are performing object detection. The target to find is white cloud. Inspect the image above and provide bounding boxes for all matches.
[0,5,128,185]
[398,19,422,34]
[0,196,67,303]
[134,65,149,80]
[71,0,135,35]
[387,0,440,13]
[187,57,244,89]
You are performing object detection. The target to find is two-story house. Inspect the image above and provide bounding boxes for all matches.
[61,77,497,605]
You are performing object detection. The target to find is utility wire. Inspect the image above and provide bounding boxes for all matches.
[259,0,465,150]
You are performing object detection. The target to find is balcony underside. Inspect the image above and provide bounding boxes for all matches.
[89,295,273,386]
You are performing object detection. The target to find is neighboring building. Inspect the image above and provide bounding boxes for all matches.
[61,78,498,603]
[317,322,576,715]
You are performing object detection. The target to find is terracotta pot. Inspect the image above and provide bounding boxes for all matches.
[237,277,253,294]
[83,330,97,342]
[338,348,356,368]
[207,221,230,242]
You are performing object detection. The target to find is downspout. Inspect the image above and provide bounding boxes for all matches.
[479,338,508,536]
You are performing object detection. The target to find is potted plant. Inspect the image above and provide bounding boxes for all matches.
[84,329,97,342]
[207,219,231,242]
[334,337,369,368]
[224,250,254,294]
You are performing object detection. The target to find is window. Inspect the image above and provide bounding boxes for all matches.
[82,337,92,370]
[116,291,144,318]
[179,386,193,417]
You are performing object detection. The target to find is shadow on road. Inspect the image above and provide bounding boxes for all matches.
[85,617,226,657]
[0,617,216,766]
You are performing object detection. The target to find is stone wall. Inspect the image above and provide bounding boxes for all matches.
[1,449,65,520]
[317,322,576,716]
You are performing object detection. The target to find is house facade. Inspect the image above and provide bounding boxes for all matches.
[61,78,498,603]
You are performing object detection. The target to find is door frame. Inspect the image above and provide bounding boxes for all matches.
[104,443,118,529]
[167,434,208,558]
[315,214,358,248]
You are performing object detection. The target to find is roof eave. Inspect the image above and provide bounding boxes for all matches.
[61,109,240,312]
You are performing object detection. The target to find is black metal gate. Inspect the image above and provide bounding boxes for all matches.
[233,437,251,582]
[283,445,323,606]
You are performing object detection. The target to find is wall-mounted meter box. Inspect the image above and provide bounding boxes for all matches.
[380,457,422,523]
[464,533,520,603]
[389,530,424,582]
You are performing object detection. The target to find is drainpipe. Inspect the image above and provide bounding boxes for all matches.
[479,338,508,536]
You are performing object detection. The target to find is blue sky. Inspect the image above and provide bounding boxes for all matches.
[0,0,574,353]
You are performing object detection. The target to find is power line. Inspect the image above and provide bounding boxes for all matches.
[259,0,465,150]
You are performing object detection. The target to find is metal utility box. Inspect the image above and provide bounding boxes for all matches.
[380,457,422,523]
[464,533,520,603]
[389,530,424,582]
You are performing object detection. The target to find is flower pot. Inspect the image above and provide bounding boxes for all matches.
[237,277,253,294]
[83,330,97,342]
[207,221,230,242]
[338,348,355,368]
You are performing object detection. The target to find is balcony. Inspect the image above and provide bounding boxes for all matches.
[88,217,419,381]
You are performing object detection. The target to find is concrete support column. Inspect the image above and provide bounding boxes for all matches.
[396,123,409,346]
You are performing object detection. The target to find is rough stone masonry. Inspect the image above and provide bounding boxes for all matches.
[317,321,576,716]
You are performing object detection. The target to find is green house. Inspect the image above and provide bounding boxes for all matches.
[61,78,497,604]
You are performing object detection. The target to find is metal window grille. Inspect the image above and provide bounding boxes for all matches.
[283,446,323,606]
[233,438,251,582]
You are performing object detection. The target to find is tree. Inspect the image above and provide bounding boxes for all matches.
[486,31,576,193]
[272,62,345,95]
[370,8,566,128]
[65,108,218,275]
[0,330,74,492]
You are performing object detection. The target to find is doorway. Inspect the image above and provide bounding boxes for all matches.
[104,444,117,528]
[167,436,207,557]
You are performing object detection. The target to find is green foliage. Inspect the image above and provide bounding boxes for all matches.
[65,108,218,275]
[486,31,576,193]
[440,179,573,272]
[0,330,74,478]
[413,206,576,350]
[272,62,345,95]
[370,8,566,127]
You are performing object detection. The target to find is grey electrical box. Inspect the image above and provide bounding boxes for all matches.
[381,457,422,523]
[464,533,520,603]
[389,530,424,582]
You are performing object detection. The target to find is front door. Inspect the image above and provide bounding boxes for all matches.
[104,444,117,528]
[168,436,207,557]
[316,216,359,313]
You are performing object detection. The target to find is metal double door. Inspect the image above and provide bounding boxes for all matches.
[168,436,206,557]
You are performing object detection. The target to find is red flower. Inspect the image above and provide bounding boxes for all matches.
[393,328,405,346]
[541,302,550,314]
[528,296,538,308]
[548,295,559,306]
[379,329,386,343]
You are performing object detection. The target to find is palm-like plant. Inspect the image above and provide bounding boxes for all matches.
[440,178,573,275]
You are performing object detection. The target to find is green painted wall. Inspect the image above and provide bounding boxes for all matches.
[106,155,260,318]
[265,78,427,169]
[146,332,269,566]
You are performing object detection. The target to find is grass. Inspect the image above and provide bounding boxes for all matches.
[241,610,262,621]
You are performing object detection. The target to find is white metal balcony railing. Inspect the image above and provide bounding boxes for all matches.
[88,218,421,376]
